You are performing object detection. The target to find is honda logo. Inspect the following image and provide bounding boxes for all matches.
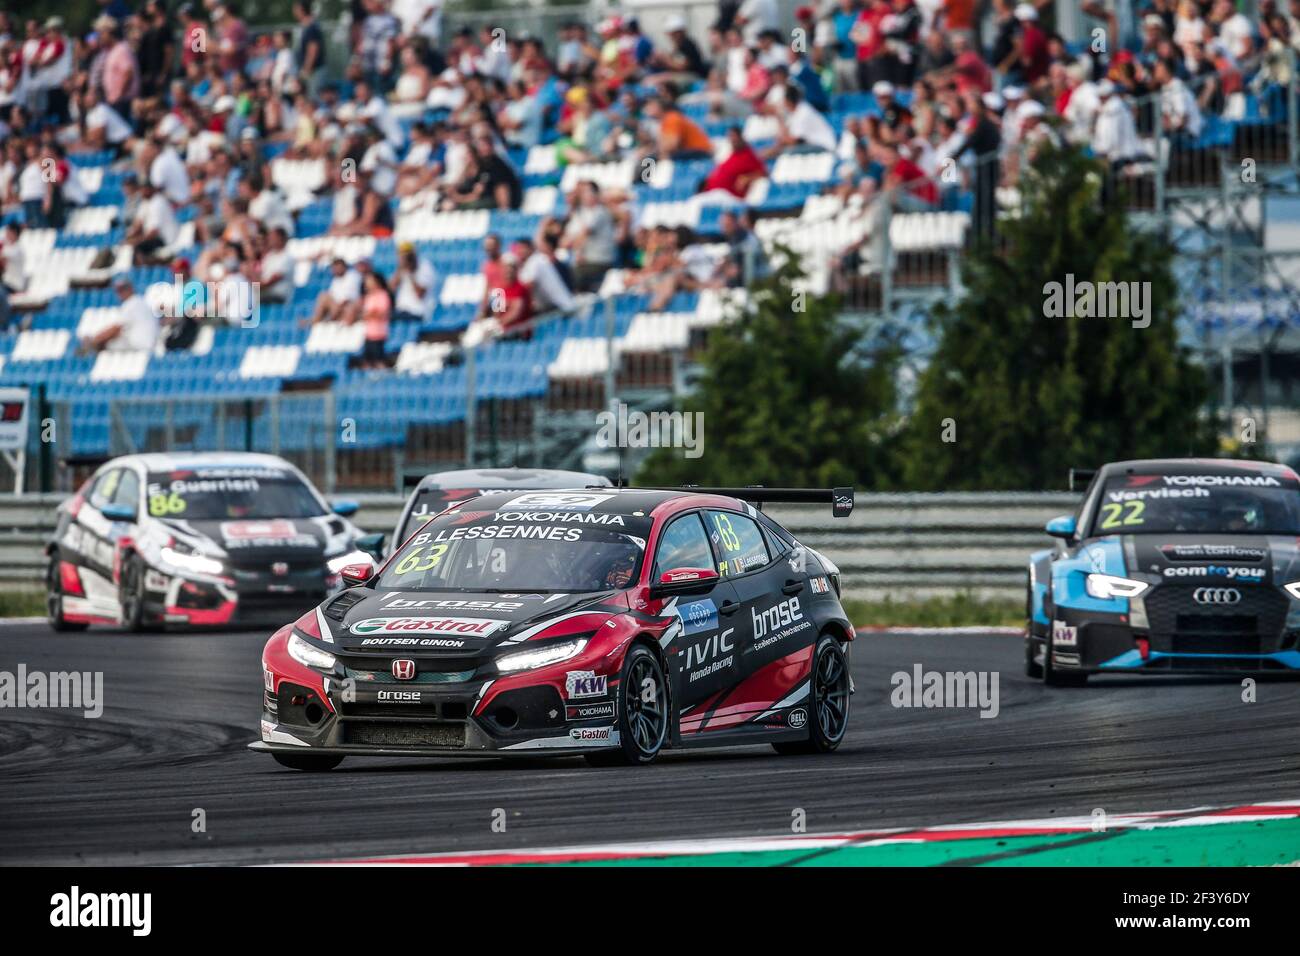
[391,659,416,680]
[271,562,289,577]
[1193,588,1241,606]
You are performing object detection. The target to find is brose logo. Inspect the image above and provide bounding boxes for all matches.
[752,596,804,639]
[350,616,507,636]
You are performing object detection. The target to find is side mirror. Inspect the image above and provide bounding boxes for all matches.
[355,532,385,560]
[331,499,360,517]
[650,567,719,597]
[101,503,137,523]
[340,561,376,587]
[1045,515,1077,539]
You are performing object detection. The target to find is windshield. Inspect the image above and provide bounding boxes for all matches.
[397,487,485,543]
[1093,473,1300,535]
[146,468,325,520]
[379,506,651,593]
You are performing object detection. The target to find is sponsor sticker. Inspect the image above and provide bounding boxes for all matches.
[566,700,616,721]
[1052,620,1078,646]
[500,492,615,511]
[569,726,614,741]
[350,616,507,636]
[676,598,718,636]
[565,670,608,699]
[809,576,830,594]
[377,690,422,703]
[788,707,808,729]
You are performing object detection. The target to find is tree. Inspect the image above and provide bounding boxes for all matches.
[896,144,1218,490]
[635,253,902,489]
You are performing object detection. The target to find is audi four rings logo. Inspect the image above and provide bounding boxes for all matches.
[1193,588,1242,605]
[391,659,416,680]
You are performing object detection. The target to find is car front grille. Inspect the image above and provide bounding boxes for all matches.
[342,721,466,748]
[1144,585,1289,646]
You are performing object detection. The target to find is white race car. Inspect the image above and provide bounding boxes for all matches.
[45,452,376,630]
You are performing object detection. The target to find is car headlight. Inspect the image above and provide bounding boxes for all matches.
[1085,573,1150,600]
[160,546,223,576]
[495,638,588,673]
[1284,582,1300,600]
[287,633,336,671]
[326,549,372,574]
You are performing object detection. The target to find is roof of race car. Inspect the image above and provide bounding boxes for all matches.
[442,487,749,519]
[108,452,301,473]
[1100,458,1298,479]
[414,468,612,491]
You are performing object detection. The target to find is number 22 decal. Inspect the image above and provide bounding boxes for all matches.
[1099,501,1144,529]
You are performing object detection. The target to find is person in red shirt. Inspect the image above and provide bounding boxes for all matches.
[879,142,938,208]
[1013,3,1050,85]
[496,257,533,335]
[702,127,766,199]
[852,0,891,90]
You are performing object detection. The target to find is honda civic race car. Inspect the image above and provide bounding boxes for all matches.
[1027,458,1300,684]
[249,486,855,770]
[384,467,611,557]
[46,453,373,631]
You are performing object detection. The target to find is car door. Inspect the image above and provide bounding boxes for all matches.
[74,468,130,605]
[652,511,742,710]
[706,508,815,678]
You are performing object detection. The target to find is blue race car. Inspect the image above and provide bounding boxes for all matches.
[1026,458,1300,684]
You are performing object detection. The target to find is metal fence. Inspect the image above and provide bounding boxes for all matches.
[0,490,1078,599]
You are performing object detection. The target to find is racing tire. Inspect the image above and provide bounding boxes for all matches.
[1043,637,1088,687]
[272,752,345,772]
[119,555,149,633]
[584,644,668,767]
[46,557,89,633]
[773,635,850,755]
[1024,633,1043,679]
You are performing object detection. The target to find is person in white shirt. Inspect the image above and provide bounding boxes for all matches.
[1,222,26,293]
[1092,80,1144,168]
[84,277,161,352]
[81,89,133,150]
[393,0,442,44]
[1155,57,1203,141]
[148,137,191,205]
[353,80,405,148]
[258,227,295,303]
[764,84,837,157]
[359,127,399,197]
[736,0,780,47]
[1214,0,1254,61]
[392,242,436,321]
[517,236,575,314]
[126,182,178,264]
[308,256,362,324]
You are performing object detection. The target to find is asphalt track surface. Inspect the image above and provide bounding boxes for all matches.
[2,621,1299,865]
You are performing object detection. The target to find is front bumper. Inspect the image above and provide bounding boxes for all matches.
[253,667,621,758]
[1050,583,1300,674]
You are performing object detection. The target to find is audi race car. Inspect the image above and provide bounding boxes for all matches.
[385,467,612,557]
[250,486,855,770]
[1027,458,1300,684]
[46,453,374,631]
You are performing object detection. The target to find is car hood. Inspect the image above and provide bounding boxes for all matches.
[320,588,627,655]
[160,515,347,558]
[1126,534,1300,587]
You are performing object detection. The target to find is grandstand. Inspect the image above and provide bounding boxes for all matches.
[1,0,1298,489]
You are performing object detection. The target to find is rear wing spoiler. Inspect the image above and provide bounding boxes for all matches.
[1068,468,1097,493]
[641,486,855,518]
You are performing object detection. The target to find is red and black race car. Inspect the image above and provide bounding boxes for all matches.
[250,486,855,770]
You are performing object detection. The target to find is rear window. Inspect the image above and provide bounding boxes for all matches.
[1093,472,1300,535]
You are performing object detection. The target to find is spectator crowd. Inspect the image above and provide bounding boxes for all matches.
[0,0,1296,355]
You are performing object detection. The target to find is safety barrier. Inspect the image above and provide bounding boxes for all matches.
[0,490,1079,599]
